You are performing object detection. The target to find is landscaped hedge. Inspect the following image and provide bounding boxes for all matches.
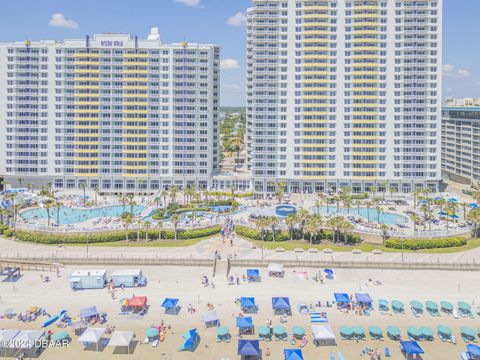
[0,224,9,234]
[15,225,222,244]
[385,236,467,250]
[235,225,362,244]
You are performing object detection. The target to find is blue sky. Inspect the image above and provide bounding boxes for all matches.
[0,0,478,105]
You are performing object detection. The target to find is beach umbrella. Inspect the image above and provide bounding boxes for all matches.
[437,325,452,338]
[425,301,438,312]
[420,327,434,339]
[146,328,159,338]
[450,214,459,219]
[339,326,353,338]
[387,326,401,339]
[258,326,270,338]
[273,325,287,337]
[467,344,480,357]
[410,300,423,311]
[407,327,421,339]
[369,326,383,338]
[440,301,453,312]
[458,301,471,313]
[52,331,69,341]
[292,326,305,338]
[470,203,479,209]
[379,299,389,310]
[352,326,365,338]
[461,327,476,339]
[216,326,229,337]
[119,298,128,306]
[448,197,457,203]
[439,211,448,216]
[392,300,404,312]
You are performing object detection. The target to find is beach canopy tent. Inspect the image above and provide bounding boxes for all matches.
[216,326,229,339]
[400,341,424,355]
[78,327,106,351]
[470,203,479,209]
[71,321,87,331]
[284,348,304,360]
[272,297,291,313]
[238,339,260,357]
[52,331,69,341]
[467,344,480,357]
[108,331,134,353]
[268,263,284,276]
[236,316,253,329]
[202,311,219,327]
[355,293,372,305]
[312,325,336,346]
[247,269,260,281]
[80,306,98,319]
[334,293,350,303]
[128,296,147,307]
[7,330,44,349]
[0,329,20,345]
[240,297,257,312]
[162,298,179,313]
[178,328,198,352]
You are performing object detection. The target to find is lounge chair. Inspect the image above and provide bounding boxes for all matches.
[152,338,159,347]
[144,337,149,344]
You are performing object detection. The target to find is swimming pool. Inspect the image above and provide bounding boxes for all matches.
[311,206,408,225]
[20,205,145,225]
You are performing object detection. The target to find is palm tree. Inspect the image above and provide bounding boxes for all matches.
[343,196,352,215]
[389,187,396,200]
[355,200,362,215]
[117,194,127,215]
[136,220,142,241]
[435,198,446,214]
[379,181,388,201]
[410,213,420,232]
[467,208,480,237]
[54,200,63,226]
[326,216,353,243]
[17,177,24,188]
[170,185,178,204]
[314,200,322,215]
[255,216,270,260]
[127,194,136,214]
[444,202,458,229]
[79,183,87,204]
[296,208,310,240]
[305,214,322,244]
[93,188,99,205]
[274,182,286,204]
[156,220,164,240]
[160,190,168,207]
[460,202,469,220]
[375,205,383,223]
[365,201,373,222]
[285,213,298,240]
[267,216,280,242]
[424,209,434,232]
[44,202,53,226]
[413,188,423,209]
[333,196,341,213]
[122,213,133,241]
[171,213,181,241]
[472,191,480,205]
[379,223,389,244]
[144,221,151,241]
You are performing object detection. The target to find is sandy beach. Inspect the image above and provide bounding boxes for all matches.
[0,265,478,360]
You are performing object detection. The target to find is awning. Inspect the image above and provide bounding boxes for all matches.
[162,298,179,309]
[236,316,253,328]
[202,311,219,324]
[400,340,424,355]
[272,297,291,310]
[247,269,260,277]
[240,297,256,308]
[80,306,98,318]
[334,293,350,303]
[467,344,480,356]
[8,330,44,349]
[355,293,372,304]
[70,277,81,282]
[108,331,134,347]
[284,348,304,360]
[127,296,147,307]
[312,325,336,341]
[268,263,284,273]
[78,327,106,344]
[238,339,260,356]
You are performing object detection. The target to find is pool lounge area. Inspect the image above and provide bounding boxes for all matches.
[312,206,408,225]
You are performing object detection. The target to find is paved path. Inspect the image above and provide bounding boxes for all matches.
[1,236,479,266]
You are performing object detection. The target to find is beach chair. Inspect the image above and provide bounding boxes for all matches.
[152,338,159,347]
[144,337,150,344]
[330,352,336,360]
[337,352,345,360]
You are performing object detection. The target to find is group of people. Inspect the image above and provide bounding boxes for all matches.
[221,216,235,246]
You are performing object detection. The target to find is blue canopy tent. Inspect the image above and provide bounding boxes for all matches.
[247,269,261,282]
[334,293,350,307]
[272,297,291,315]
[80,306,98,320]
[236,316,254,335]
[161,298,179,314]
[400,341,424,359]
[470,203,479,209]
[178,328,198,352]
[284,348,304,360]
[240,297,257,313]
[467,344,480,358]
[355,293,373,308]
[238,339,260,358]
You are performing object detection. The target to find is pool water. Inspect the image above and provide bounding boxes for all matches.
[312,206,408,225]
[208,205,232,212]
[21,205,145,225]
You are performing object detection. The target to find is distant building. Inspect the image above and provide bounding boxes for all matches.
[442,104,480,186]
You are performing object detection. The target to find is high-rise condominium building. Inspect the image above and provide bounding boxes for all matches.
[247,0,442,194]
[442,100,480,186]
[0,29,220,192]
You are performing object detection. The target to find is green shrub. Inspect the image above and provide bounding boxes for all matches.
[178,226,221,239]
[385,236,467,250]
[0,224,9,234]
[3,228,15,237]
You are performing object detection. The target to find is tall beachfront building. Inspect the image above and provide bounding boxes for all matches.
[0,29,220,192]
[247,0,442,194]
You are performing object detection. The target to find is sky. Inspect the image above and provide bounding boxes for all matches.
[0,0,478,106]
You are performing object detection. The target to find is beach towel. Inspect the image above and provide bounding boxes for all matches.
[310,312,328,323]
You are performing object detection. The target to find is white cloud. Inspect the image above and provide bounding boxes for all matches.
[220,58,240,70]
[48,13,79,29]
[175,0,202,7]
[227,11,247,26]
[443,63,472,78]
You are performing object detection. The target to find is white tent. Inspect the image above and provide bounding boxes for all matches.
[202,311,219,327]
[108,331,134,354]
[0,330,20,345]
[312,325,336,346]
[268,263,284,273]
[8,330,44,349]
[78,327,106,351]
